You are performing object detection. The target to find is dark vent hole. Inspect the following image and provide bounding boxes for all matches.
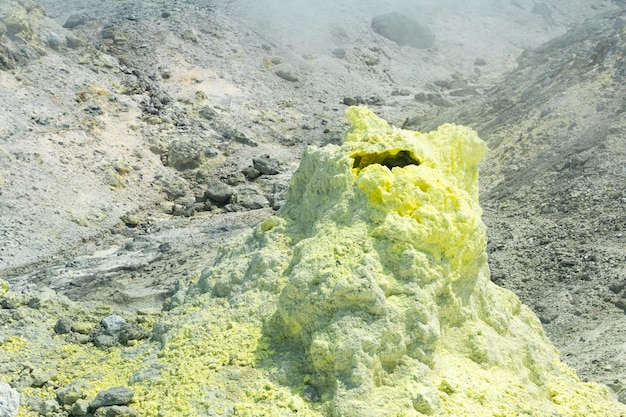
[352,150,420,171]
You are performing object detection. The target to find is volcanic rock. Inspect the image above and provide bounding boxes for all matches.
[371,12,435,49]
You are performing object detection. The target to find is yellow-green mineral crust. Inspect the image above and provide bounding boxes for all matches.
[200,106,626,416]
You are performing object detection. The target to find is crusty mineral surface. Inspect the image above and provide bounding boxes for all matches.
[198,106,626,416]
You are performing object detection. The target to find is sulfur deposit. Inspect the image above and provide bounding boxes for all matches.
[199,106,626,416]
[2,107,625,417]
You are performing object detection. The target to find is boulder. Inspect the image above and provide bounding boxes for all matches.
[371,12,434,49]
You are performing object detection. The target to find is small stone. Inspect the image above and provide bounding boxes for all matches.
[39,399,61,415]
[205,180,234,205]
[168,139,205,170]
[159,201,175,214]
[180,28,198,43]
[614,298,626,312]
[90,387,134,409]
[275,69,299,82]
[71,399,90,416]
[391,89,411,96]
[101,315,125,335]
[0,297,17,309]
[118,323,150,345]
[54,318,73,334]
[63,13,91,29]
[534,302,559,324]
[231,185,270,210]
[31,368,57,388]
[343,97,361,106]
[303,385,320,402]
[204,147,218,157]
[609,281,626,294]
[72,322,93,335]
[65,32,86,49]
[331,48,346,59]
[94,405,139,417]
[46,32,63,50]
[242,166,261,180]
[57,379,91,405]
[122,215,140,227]
[0,382,19,417]
[93,334,117,348]
[252,154,280,175]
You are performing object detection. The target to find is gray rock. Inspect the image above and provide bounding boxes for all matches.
[0,382,19,417]
[275,69,299,82]
[94,405,139,417]
[252,154,280,175]
[118,323,150,345]
[269,181,289,210]
[65,32,86,49]
[391,89,411,96]
[54,318,73,334]
[57,378,91,405]
[46,32,63,50]
[71,399,90,416]
[39,398,60,416]
[168,139,205,170]
[90,387,134,410]
[231,185,270,210]
[534,302,559,324]
[371,12,434,49]
[93,333,117,348]
[63,13,91,29]
[30,368,57,388]
[205,180,234,205]
[343,97,362,106]
[242,166,261,180]
[101,314,125,335]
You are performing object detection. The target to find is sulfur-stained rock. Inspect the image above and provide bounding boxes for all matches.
[57,378,91,405]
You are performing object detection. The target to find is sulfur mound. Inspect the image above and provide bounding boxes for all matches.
[199,106,626,416]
